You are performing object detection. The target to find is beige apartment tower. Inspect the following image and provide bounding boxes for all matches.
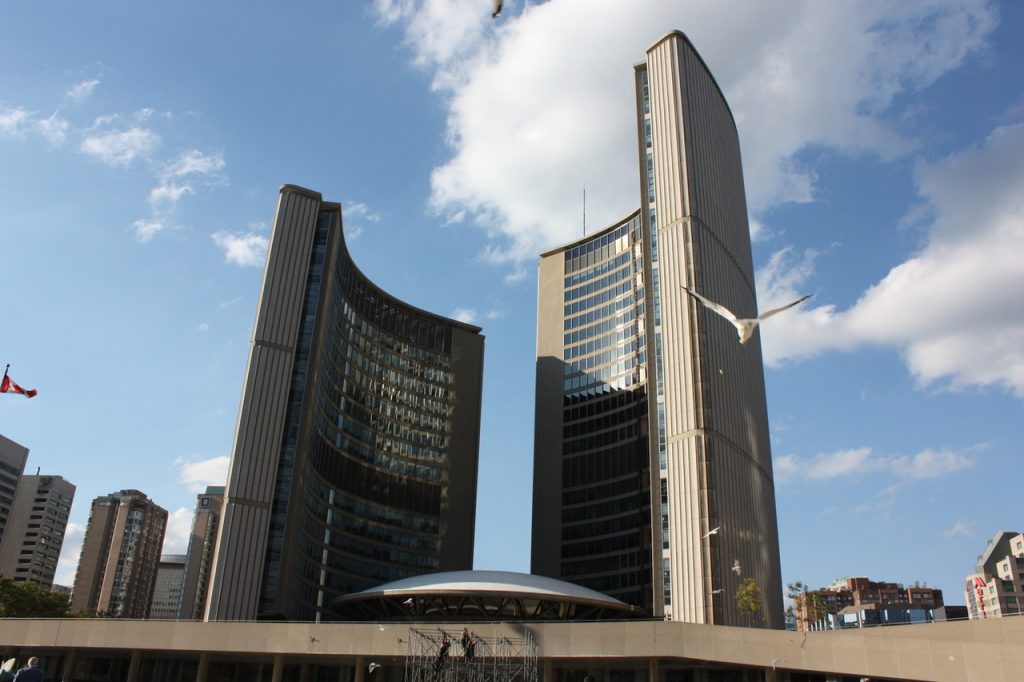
[70,489,168,618]
[533,32,783,626]
[206,186,484,622]
[178,486,224,620]
[0,474,75,589]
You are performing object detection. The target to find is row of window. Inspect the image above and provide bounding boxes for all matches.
[561,494,645,524]
[314,411,446,483]
[564,262,635,303]
[562,550,646,578]
[562,355,642,394]
[562,441,649,488]
[564,305,641,347]
[562,403,642,439]
[562,216,641,275]
[564,249,632,289]
[564,322,640,361]
[331,302,454,387]
[564,280,638,317]
[565,337,644,377]
[564,291,640,331]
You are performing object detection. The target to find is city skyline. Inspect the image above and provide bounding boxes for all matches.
[1,0,1022,608]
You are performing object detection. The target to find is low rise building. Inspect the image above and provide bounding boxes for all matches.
[795,576,943,631]
[964,530,1024,619]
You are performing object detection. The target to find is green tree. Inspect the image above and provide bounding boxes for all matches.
[735,577,763,626]
[786,580,827,630]
[0,576,70,618]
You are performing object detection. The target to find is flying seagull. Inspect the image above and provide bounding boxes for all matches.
[703,526,720,538]
[368,663,382,674]
[492,0,503,18]
[683,287,811,345]
[731,559,742,575]
[403,597,415,606]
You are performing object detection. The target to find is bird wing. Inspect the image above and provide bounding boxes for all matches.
[683,287,739,323]
[756,295,811,322]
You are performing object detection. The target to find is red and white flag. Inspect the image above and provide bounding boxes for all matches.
[0,374,37,398]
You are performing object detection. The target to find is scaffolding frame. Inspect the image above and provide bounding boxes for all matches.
[405,627,537,682]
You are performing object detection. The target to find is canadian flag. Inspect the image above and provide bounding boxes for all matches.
[1,373,37,398]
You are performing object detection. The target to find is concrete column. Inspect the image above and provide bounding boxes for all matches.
[126,650,141,682]
[354,656,366,682]
[542,659,554,682]
[648,658,658,682]
[61,648,77,682]
[196,652,209,682]
[272,654,284,682]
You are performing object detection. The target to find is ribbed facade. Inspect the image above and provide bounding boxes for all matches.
[533,32,783,627]
[206,186,484,622]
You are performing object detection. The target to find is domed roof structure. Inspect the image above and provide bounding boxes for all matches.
[332,570,644,621]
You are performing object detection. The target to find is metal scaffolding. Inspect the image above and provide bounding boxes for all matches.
[405,627,537,682]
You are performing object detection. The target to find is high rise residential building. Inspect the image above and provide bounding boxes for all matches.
[0,434,29,547]
[532,31,783,626]
[150,554,187,620]
[0,474,75,589]
[965,530,1024,619]
[206,186,485,622]
[178,486,224,620]
[70,490,168,618]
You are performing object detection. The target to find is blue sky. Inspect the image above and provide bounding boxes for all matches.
[1,1,1021,608]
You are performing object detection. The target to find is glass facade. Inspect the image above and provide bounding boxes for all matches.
[251,203,481,622]
[556,212,653,609]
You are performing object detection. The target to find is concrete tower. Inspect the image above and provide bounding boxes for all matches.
[206,186,485,622]
[532,32,783,627]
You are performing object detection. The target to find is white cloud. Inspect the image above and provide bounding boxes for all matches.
[775,445,978,484]
[162,507,195,554]
[344,201,382,222]
[149,182,194,206]
[485,309,504,320]
[66,78,100,103]
[375,0,996,261]
[944,520,972,537]
[80,126,160,166]
[0,105,32,135]
[35,111,69,146]
[197,322,210,333]
[133,218,166,243]
[176,455,230,493]
[452,307,478,324]
[54,522,85,588]
[760,123,1024,396]
[212,231,269,267]
[165,149,226,178]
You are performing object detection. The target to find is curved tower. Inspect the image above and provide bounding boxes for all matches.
[532,32,783,627]
[207,186,484,622]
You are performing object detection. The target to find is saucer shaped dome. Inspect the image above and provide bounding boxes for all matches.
[333,570,644,621]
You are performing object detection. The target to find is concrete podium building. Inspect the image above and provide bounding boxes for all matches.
[206,186,485,623]
[533,32,783,626]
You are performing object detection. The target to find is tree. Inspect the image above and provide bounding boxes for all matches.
[787,580,827,630]
[0,576,70,618]
[735,578,763,626]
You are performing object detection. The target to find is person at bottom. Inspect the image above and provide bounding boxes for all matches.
[13,658,43,682]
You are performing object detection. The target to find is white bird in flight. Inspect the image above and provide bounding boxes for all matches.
[703,526,720,538]
[731,559,742,575]
[683,287,811,345]
[368,663,382,674]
